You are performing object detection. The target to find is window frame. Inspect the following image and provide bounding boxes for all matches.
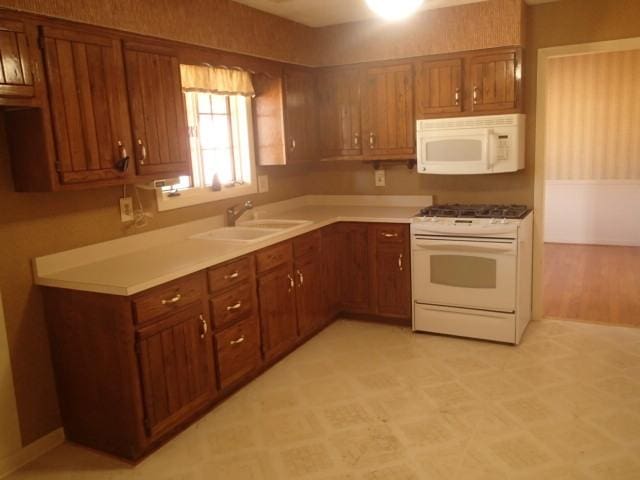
[156,93,258,212]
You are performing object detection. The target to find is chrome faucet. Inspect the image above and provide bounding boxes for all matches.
[226,200,253,226]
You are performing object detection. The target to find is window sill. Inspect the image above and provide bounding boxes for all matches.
[156,183,258,212]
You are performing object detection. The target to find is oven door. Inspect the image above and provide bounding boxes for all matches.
[417,128,492,175]
[412,235,517,313]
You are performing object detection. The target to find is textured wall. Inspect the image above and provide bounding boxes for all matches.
[545,50,640,180]
[316,0,525,66]
[0,0,318,64]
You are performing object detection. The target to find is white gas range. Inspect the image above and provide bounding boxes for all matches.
[411,204,533,344]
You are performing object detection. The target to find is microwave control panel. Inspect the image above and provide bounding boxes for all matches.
[496,135,510,162]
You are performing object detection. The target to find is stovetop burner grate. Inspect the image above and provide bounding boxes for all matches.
[419,204,530,219]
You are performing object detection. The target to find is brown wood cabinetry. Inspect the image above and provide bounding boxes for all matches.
[258,261,299,360]
[361,64,415,157]
[470,50,519,113]
[370,224,411,319]
[123,42,191,178]
[316,67,362,158]
[41,26,133,185]
[214,316,262,390]
[136,303,216,439]
[294,232,326,336]
[0,18,36,98]
[321,225,344,318]
[415,48,522,119]
[415,58,463,116]
[339,223,371,313]
[283,66,317,163]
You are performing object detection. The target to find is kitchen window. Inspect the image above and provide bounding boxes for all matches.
[157,65,257,211]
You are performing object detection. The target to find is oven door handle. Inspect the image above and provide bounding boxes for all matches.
[413,239,516,254]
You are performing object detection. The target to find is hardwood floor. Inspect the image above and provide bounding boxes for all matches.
[543,243,640,326]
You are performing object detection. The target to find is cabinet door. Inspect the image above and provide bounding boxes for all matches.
[214,317,262,390]
[136,305,216,439]
[321,225,343,319]
[371,225,411,318]
[0,18,36,98]
[284,67,317,163]
[41,27,133,185]
[362,64,415,156]
[258,264,298,360]
[295,255,325,337]
[339,223,371,313]
[316,68,361,158]
[470,51,518,113]
[415,58,462,117]
[124,43,191,178]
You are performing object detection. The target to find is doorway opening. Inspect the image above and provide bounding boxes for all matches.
[538,45,640,327]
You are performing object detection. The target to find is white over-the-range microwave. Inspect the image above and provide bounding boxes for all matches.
[416,113,525,175]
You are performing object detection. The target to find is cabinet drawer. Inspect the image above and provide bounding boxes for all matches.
[293,231,321,259]
[373,224,408,245]
[208,256,254,294]
[214,317,262,390]
[256,242,293,274]
[133,273,205,325]
[210,283,255,329]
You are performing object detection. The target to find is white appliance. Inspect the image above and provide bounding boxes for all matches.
[411,205,533,344]
[416,114,526,175]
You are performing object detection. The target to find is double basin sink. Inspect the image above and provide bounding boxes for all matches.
[190,219,313,244]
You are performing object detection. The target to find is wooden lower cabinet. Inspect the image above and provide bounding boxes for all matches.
[339,223,371,313]
[295,254,326,337]
[321,225,344,318]
[214,317,262,390]
[136,303,217,439]
[257,261,299,360]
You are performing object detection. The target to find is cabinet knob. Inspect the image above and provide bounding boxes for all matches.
[369,132,375,147]
[454,88,461,106]
[296,269,304,287]
[137,138,147,165]
[114,141,129,172]
[290,138,296,152]
[161,292,182,305]
[287,273,295,293]
[473,86,479,105]
[398,253,404,272]
[199,314,208,339]
[353,132,360,146]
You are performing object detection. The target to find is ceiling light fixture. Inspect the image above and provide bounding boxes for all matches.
[365,0,425,21]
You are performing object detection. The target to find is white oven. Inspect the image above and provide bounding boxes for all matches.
[412,233,517,313]
[411,213,533,344]
[416,114,525,175]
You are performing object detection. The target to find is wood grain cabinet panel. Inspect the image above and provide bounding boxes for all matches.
[316,67,362,158]
[361,64,415,157]
[470,51,518,112]
[294,254,325,337]
[321,225,344,319]
[0,18,36,98]
[257,262,298,360]
[283,66,317,163]
[41,26,133,185]
[123,42,191,178]
[339,223,371,313]
[136,303,217,439]
[415,58,463,117]
[214,316,262,390]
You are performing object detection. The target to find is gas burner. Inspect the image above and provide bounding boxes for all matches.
[419,204,530,219]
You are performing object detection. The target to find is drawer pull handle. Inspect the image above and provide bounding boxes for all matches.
[230,335,245,346]
[296,269,304,287]
[398,253,404,272]
[161,293,182,305]
[199,314,208,339]
[224,271,240,280]
[381,232,399,238]
[226,301,243,312]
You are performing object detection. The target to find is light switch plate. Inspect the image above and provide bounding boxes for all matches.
[120,197,134,223]
[374,169,386,187]
[258,175,269,193]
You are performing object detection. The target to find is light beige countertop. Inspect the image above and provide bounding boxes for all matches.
[33,197,429,296]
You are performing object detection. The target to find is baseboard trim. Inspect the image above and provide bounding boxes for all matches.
[0,428,64,479]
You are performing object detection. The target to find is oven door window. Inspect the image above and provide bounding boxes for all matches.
[425,139,483,164]
[430,255,497,289]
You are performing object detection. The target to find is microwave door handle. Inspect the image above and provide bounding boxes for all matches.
[485,129,493,170]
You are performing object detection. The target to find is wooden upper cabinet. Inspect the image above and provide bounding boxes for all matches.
[316,68,361,158]
[136,304,216,439]
[470,50,519,113]
[123,42,191,178]
[362,64,415,157]
[283,67,317,163]
[415,58,463,118]
[41,26,133,185]
[0,18,36,98]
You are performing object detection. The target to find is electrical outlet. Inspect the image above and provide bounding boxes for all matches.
[374,169,386,187]
[258,175,269,193]
[120,197,134,222]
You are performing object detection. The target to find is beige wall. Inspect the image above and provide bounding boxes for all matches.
[545,49,640,180]
[2,0,640,449]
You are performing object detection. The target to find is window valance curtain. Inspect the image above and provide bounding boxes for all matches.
[179,64,255,97]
